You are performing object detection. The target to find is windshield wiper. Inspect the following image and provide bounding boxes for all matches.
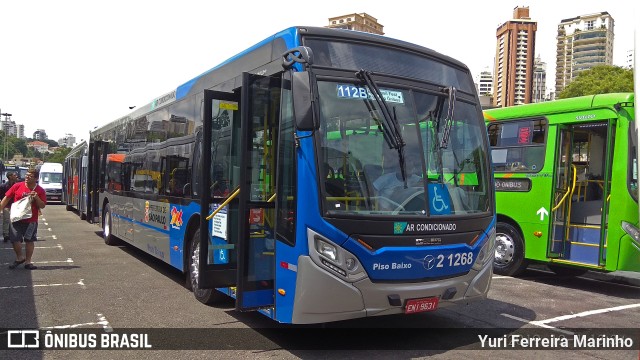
[356,69,408,185]
[439,86,457,149]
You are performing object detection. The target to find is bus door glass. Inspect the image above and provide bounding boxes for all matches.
[199,89,241,289]
[234,73,281,311]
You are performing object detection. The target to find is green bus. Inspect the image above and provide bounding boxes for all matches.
[484,93,638,276]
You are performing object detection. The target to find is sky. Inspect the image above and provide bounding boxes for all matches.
[0,1,636,144]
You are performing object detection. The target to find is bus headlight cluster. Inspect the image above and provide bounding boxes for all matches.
[472,227,495,271]
[621,221,640,242]
[308,228,366,282]
[316,239,337,261]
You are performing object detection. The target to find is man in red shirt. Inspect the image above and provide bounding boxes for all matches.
[0,168,47,270]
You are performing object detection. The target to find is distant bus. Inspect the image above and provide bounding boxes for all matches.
[83,26,495,324]
[63,142,89,219]
[484,93,638,276]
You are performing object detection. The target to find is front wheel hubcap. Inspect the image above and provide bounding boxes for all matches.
[494,233,515,266]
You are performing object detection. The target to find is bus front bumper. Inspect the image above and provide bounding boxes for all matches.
[291,255,493,324]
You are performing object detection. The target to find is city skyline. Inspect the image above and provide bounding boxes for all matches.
[0,1,634,142]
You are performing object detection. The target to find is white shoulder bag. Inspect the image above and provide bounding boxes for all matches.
[10,196,33,222]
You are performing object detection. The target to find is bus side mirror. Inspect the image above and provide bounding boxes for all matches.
[292,71,318,131]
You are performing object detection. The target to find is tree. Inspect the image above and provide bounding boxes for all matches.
[45,147,72,164]
[558,65,634,99]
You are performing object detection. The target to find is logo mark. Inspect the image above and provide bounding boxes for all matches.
[144,201,150,222]
[394,222,407,234]
[7,330,39,348]
[170,207,183,229]
[423,255,436,270]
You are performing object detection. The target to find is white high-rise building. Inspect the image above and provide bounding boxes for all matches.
[477,67,494,96]
[626,49,634,69]
[1,119,17,137]
[532,55,547,103]
[58,133,76,147]
[555,12,614,94]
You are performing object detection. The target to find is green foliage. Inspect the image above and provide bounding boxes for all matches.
[558,65,634,99]
[0,131,28,160]
[44,147,72,164]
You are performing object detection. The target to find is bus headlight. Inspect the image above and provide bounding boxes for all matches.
[316,239,337,261]
[621,221,640,242]
[472,227,495,271]
[308,229,366,282]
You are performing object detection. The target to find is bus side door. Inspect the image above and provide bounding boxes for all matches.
[234,73,281,311]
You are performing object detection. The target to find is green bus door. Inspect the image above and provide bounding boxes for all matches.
[549,122,613,267]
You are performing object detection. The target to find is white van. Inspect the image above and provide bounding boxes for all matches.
[39,163,64,203]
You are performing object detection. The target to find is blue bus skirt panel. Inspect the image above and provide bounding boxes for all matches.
[168,201,201,270]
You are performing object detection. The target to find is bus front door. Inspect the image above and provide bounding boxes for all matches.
[233,73,280,311]
[87,140,108,224]
[200,74,282,313]
[549,122,613,267]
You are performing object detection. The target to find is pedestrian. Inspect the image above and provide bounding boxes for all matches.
[0,168,47,270]
[0,171,19,242]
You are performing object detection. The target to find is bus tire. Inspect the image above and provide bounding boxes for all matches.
[494,222,528,276]
[548,265,587,277]
[187,229,221,305]
[102,203,118,246]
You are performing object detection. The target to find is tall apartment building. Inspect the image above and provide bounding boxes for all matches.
[1,119,18,137]
[477,67,494,96]
[555,12,614,94]
[327,13,384,35]
[58,133,76,147]
[532,55,547,103]
[17,124,25,139]
[33,129,48,140]
[626,49,634,69]
[493,7,537,107]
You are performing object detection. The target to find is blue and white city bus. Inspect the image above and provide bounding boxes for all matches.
[86,26,495,324]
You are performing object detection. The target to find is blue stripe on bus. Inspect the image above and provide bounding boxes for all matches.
[113,213,171,235]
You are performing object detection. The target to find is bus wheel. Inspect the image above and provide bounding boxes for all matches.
[494,222,528,276]
[548,265,587,277]
[188,229,221,305]
[102,203,118,246]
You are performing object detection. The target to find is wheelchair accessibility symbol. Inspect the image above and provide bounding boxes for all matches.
[428,183,452,215]
[219,249,226,262]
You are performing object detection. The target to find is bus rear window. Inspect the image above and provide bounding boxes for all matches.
[488,119,547,172]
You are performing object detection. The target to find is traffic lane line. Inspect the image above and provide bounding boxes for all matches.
[1,244,64,250]
[41,313,113,332]
[501,303,640,334]
[0,279,86,290]
[532,303,640,325]
[1,258,73,266]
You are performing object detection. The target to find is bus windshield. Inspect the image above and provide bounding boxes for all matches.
[317,80,490,216]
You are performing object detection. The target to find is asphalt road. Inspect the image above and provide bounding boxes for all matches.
[1,205,638,359]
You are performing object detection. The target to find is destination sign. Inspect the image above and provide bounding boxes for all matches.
[495,178,531,192]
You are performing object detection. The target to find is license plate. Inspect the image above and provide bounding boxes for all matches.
[404,297,439,314]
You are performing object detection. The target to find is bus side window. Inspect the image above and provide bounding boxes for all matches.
[164,156,190,197]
